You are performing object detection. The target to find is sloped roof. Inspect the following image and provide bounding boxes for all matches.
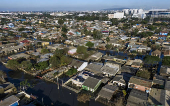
[148,88,165,105]
[83,76,101,89]
[98,85,118,100]
[127,89,148,106]
[85,63,103,74]
[129,76,152,88]
[69,59,84,68]
[0,95,20,106]
[152,49,161,55]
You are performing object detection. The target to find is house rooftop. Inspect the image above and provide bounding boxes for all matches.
[127,89,148,106]
[148,88,165,105]
[83,76,101,89]
[85,63,103,74]
[0,95,20,106]
[165,81,170,91]
[120,66,138,75]
[100,65,119,76]
[98,84,118,100]
[129,76,152,88]
[69,59,84,68]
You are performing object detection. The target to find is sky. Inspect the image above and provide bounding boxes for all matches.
[0,0,170,11]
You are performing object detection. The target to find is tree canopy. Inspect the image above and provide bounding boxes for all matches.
[106,37,110,44]
[86,41,94,48]
[143,55,161,64]
[50,49,72,68]
[7,59,19,70]
[20,61,33,71]
[38,61,49,70]
[77,46,87,54]
[162,56,170,66]
[58,18,64,25]
[41,48,49,54]
[65,68,77,77]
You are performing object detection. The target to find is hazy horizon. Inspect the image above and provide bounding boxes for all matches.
[0,0,170,11]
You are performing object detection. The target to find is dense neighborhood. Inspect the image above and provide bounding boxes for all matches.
[0,9,170,106]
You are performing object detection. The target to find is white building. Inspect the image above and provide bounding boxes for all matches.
[138,9,144,14]
[108,12,124,19]
[123,9,129,15]
[133,9,138,14]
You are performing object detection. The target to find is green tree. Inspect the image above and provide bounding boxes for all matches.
[7,59,19,70]
[60,56,72,66]
[20,79,34,90]
[136,70,151,79]
[86,41,94,48]
[50,56,60,68]
[147,25,156,31]
[38,61,48,70]
[106,37,110,44]
[41,48,49,54]
[105,44,112,50]
[58,18,64,26]
[162,56,170,66]
[77,46,87,54]
[93,29,102,39]
[62,25,68,33]
[143,55,161,64]
[20,61,33,71]
[18,28,25,31]
[66,68,77,76]
[155,29,161,34]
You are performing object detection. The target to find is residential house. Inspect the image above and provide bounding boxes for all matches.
[86,52,103,62]
[0,82,16,94]
[151,49,161,58]
[131,59,143,68]
[20,40,30,46]
[0,95,20,106]
[126,89,148,106]
[113,55,127,64]
[102,55,115,61]
[105,61,122,70]
[41,41,49,46]
[152,74,165,89]
[112,75,126,88]
[8,53,30,60]
[82,76,102,93]
[137,45,151,53]
[47,44,64,52]
[68,46,77,55]
[100,61,120,77]
[72,71,93,87]
[1,45,24,55]
[69,59,88,71]
[165,81,170,91]
[160,66,170,77]
[158,31,168,40]
[162,48,170,56]
[148,88,166,105]
[100,64,119,77]
[97,84,118,101]
[120,66,138,83]
[108,39,122,47]
[128,76,152,93]
[85,63,103,74]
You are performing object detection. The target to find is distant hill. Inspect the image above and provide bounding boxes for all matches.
[102,7,130,11]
